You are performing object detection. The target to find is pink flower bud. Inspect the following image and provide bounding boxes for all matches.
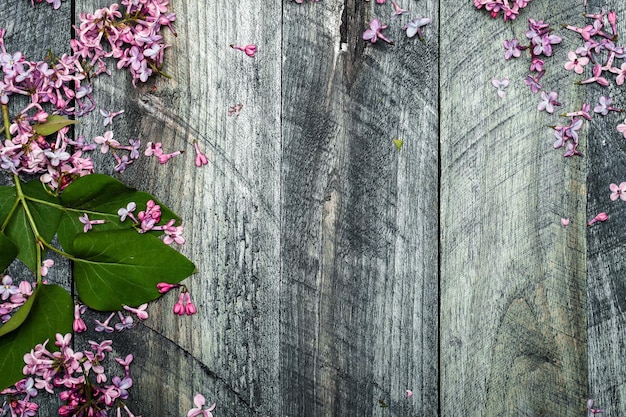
[184,292,197,315]
[608,11,617,25]
[157,282,180,294]
[173,293,186,315]
[588,212,608,226]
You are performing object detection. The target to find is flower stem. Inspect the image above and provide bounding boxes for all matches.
[2,104,11,142]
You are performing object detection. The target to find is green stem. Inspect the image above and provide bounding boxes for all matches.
[39,239,78,262]
[1,104,11,142]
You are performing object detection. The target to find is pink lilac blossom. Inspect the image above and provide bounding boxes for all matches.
[230,44,257,58]
[11,333,140,416]
[593,96,622,116]
[363,19,394,44]
[588,398,605,416]
[588,212,608,226]
[564,51,589,74]
[194,140,209,167]
[504,39,523,59]
[390,0,409,18]
[71,0,176,87]
[491,78,509,98]
[474,0,532,21]
[537,91,561,113]
[610,182,626,201]
[403,17,431,41]
[187,393,216,417]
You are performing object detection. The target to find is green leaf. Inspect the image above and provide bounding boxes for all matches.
[4,180,61,271]
[32,114,77,137]
[392,139,404,151]
[58,174,179,251]
[0,233,18,271]
[0,285,39,338]
[0,185,17,227]
[0,284,73,391]
[72,230,196,310]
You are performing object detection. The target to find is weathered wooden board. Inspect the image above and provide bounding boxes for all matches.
[73,0,284,415]
[280,0,438,416]
[440,2,588,416]
[586,1,626,416]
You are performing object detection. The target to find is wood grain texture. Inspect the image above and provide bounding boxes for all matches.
[440,2,588,416]
[0,2,72,415]
[73,0,283,416]
[586,1,626,416]
[280,0,438,416]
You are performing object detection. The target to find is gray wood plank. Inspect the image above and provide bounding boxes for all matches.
[586,1,626,416]
[280,1,439,416]
[0,2,72,415]
[73,1,282,416]
[440,2,588,415]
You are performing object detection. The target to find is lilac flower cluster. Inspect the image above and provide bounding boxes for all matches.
[118,199,185,244]
[1,333,140,417]
[0,276,33,324]
[503,19,563,94]
[474,0,532,22]
[0,30,92,115]
[561,10,626,141]
[71,0,176,87]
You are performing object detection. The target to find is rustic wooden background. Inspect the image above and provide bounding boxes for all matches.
[2,0,626,415]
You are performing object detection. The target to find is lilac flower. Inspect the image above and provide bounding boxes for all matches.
[524,72,544,94]
[564,51,588,74]
[114,312,135,332]
[503,39,523,59]
[94,312,116,333]
[118,202,137,223]
[562,103,592,121]
[123,303,149,320]
[491,78,509,98]
[363,19,393,44]
[594,96,621,116]
[194,140,209,167]
[390,0,409,18]
[78,213,106,233]
[610,182,626,201]
[1,275,19,301]
[588,398,605,415]
[404,17,431,41]
[73,304,87,333]
[187,394,216,417]
[537,91,561,113]
[610,62,626,85]
[230,44,257,58]
[99,109,124,126]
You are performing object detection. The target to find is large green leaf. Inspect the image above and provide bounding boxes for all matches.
[4,180,62,271]
[72,230,196,310]
[0,284,73,391]
[0,186,17,226]
[0,285,39,338]
[0,233,18,271]
[32,114,77,137]
[58,174,180,250]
